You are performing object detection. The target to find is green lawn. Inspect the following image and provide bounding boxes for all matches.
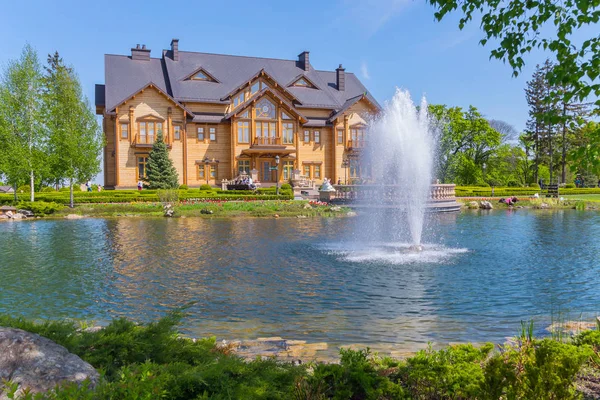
[561,194,600,202]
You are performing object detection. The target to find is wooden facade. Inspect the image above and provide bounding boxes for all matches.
[97,42,379,188]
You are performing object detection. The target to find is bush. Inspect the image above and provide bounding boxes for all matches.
[157,189,179,203]
[41,186,56,192]
[529,183,541,188]
[566,183,576,188]
[179,184,188,190]
[17,185,31,193]
[59,185,82,192]
[280,183,292,190]
[506,180,521,187]
[17,201,63,215]
[199,184,213,191]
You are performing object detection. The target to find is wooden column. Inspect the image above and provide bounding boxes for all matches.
[183,111,188,184]
[167,107,172,145]
[114,109,119,187]
[344,116,349,147]
[250,104,256,145]
[332,125,337,182]
[295,117,301,169]
[231,119,236,179]
[128,106,134,145]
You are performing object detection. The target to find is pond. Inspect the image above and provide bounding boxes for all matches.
[1,211,599,356]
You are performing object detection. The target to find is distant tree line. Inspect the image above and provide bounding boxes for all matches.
[0,44,103,206]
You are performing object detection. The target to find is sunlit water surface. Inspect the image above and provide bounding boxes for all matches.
[1,211,599,355]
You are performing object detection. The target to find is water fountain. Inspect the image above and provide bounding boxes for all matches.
[366,89,435,247]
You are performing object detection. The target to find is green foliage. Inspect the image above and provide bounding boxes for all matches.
[40,186,55,192]
[59,185,81,192]
[17,201,63,215]
[156,189,179,204]
[178,184,188,190]
[17,185,31,193]
[144,132,179,189]
[565,183,576,189]
[199,184,213,191]
[506,180,521,187]
[280,183,292,190]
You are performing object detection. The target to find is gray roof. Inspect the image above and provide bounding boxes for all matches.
[0,186,14,193]
[99,46,380,118]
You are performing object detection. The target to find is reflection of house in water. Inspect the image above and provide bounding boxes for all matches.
[95,39,380,188]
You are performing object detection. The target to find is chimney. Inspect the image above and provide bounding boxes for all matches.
[336,64,345,91]
[298,51,310,71]
[131,44,151,61]
[170,38,179,61]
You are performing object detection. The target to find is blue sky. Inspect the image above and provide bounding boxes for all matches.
[0,0,573,135]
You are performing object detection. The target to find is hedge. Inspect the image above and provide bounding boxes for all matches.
[455,186,600,197]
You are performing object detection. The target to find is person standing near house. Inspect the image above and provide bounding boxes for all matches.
[137,180,143,191]
[86,181,92,192]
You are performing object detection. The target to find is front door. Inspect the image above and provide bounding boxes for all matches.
[262,161,271,182]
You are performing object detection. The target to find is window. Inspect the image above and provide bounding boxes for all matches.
[239,110,249,118]
[283,161,294,180]
[237,121,249,143]
[139,122,146,143]
[314,164,321,179]
[120,123,129,139]
[209,126,216,142]
[198,165,205,179]
[282,111,292,120]
[190,69,215,82]
[304,130,310,143]
[303,164,311,177]
[197,127,205,141]
[294,78,310,86]
[174,125,181,140]
[138,121,163,144]
[337,129,343,144]
[137,156,148,180]
[238,160,250,175]
[350,160,360,178]
[255,98,276,119]
[314,131,320,144]
[233,92,244,108]
[250,81,260,95]
[282,123,294,144]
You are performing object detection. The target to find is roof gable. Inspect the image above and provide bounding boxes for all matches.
[224,87,307,123]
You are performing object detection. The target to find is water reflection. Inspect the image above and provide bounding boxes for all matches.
[0,211,599,354]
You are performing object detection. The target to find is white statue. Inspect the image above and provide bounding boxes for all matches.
[320,178,335,192]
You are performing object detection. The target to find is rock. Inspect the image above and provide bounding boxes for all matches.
[0,215,8,219]
[11,213,24,219]
[274,214,280,218]
[163,204,175,217]
[64,214,84,219]
[479,201,493,210]
[303,203,312,209]
[5,211,13,218]
[346,211,357,217]
[539,202,550,209]
[17,209,34,218]
[297,215,307,218]
[468,201,479,209]
[330,206,342,212]
[0,327,99,399]
[200,208,213,215]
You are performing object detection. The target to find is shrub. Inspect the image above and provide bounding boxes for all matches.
[199,184,213,191]
[41,186,56,192]
[17,201,63,215]
[280,183,292,190]
[59,185,82,192]
[506,180,521,187]
[179,184,188,190]
[566,183,576,188]
[17,184,31,193]
[529,183,541,189]
[157,189,179,203]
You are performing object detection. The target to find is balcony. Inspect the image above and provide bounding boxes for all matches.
[253,136,282,146]
[347,140,367,150]
[132,134,170,148]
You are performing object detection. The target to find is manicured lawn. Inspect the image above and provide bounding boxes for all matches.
[561,194,600,202]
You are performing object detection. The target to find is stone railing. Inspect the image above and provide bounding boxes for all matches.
[331,184,457,203]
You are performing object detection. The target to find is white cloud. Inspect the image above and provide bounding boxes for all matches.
[361,61,371,79]
[337,0,412,38]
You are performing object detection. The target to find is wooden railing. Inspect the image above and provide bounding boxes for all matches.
[332,184,456,203]
[253,136,281,146]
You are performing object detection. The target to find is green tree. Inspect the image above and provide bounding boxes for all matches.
[569,121,600,177]
[0,44,45,202]
[429,104,502,184]
[144,131,179,189]
[427,0,600,107]
[44,52,103,208]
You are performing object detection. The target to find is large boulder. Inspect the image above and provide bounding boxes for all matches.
[0,327,99,399]
[479,201,494,210]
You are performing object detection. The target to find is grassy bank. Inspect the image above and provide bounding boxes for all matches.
[458,197,600,210]
[1,313,599,399]
[52,200,351,218]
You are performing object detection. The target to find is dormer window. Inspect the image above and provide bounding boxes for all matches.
[291,77,316,88]
[188,68,217,82]
[255,98,276,119]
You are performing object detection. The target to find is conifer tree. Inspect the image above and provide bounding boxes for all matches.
[524,64,546,183]
[144,131,179,189]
